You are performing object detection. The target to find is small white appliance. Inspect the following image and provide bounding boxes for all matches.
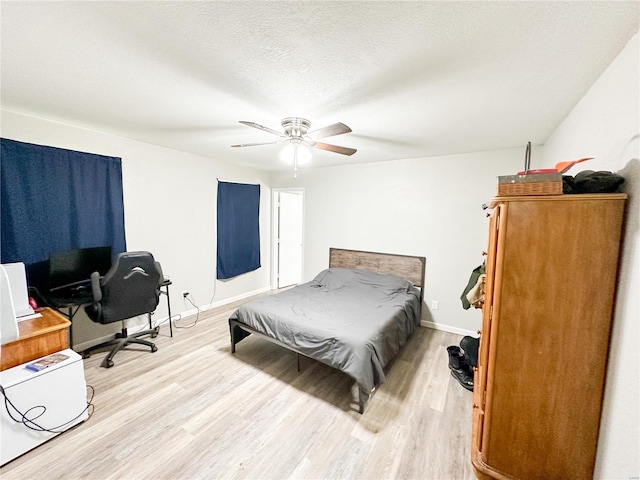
[0,349,89,465]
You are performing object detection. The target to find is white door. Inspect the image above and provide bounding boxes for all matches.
[277,191,303,288]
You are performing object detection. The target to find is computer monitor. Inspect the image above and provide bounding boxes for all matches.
[48,246,112,293]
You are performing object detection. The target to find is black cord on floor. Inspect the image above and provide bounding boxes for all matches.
[0,383,95,433]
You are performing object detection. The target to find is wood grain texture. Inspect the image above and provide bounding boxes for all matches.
[0,308,70,370]
[329,248,426,308]
[329,248,426,287]
[473,194,626,480]
[0,295,475,480]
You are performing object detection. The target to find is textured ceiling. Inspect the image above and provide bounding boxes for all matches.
[1,1,638,171]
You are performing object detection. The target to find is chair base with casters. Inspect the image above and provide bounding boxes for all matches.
[82,314,159,368]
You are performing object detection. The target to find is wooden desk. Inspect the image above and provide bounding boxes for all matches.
[0,308,71,371]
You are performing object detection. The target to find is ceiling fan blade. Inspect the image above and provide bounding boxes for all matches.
[307,122,352,139]
[311,141,357,156]
[231,141,282,148]
[239,120,286,137]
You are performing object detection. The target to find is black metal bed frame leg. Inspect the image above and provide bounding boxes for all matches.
[228,319,373,414]
[358,385,369,414]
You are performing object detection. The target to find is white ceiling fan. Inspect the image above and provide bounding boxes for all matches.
[232,117,356,155]
[232,117,356,177]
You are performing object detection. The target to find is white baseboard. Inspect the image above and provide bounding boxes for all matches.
[73,334,116,353]
[164,294,476,337]
[170,286,272,321]
[421,320,477,337]
[77,290,474,351]
[76,286,273,351]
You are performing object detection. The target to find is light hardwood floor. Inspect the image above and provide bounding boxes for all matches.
[1,297,476,480]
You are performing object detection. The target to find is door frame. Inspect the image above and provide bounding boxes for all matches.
[271,187,305,289]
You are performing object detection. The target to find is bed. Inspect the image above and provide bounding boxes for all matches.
[229,248,426,413]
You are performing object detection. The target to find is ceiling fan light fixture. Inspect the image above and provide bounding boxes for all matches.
[232,117,356,177]
[280,141,311,165]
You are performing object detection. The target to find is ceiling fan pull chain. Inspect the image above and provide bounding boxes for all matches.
[293,145,298,179]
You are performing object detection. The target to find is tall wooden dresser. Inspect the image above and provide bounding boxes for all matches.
[471,193,627,480]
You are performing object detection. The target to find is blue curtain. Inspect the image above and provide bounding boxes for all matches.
[216,181,260,279]
[1,138,126,290]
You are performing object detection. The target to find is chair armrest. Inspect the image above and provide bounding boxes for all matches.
[154,261,164,281]
[90,271,102,302]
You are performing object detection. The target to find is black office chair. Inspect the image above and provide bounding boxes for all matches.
[83,251,163,368]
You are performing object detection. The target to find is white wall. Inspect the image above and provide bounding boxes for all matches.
[270,146,540,334]
[0,110,272,348]
[542,33,639,480]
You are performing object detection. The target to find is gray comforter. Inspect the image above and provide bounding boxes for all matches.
[229,267,421,395]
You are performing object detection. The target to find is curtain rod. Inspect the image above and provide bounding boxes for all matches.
[216,178,260,186]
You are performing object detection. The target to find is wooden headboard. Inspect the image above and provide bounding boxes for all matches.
[329,248,426,307]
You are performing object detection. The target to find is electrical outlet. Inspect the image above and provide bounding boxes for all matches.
[431,300,439,310]
[182,291,189,298]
